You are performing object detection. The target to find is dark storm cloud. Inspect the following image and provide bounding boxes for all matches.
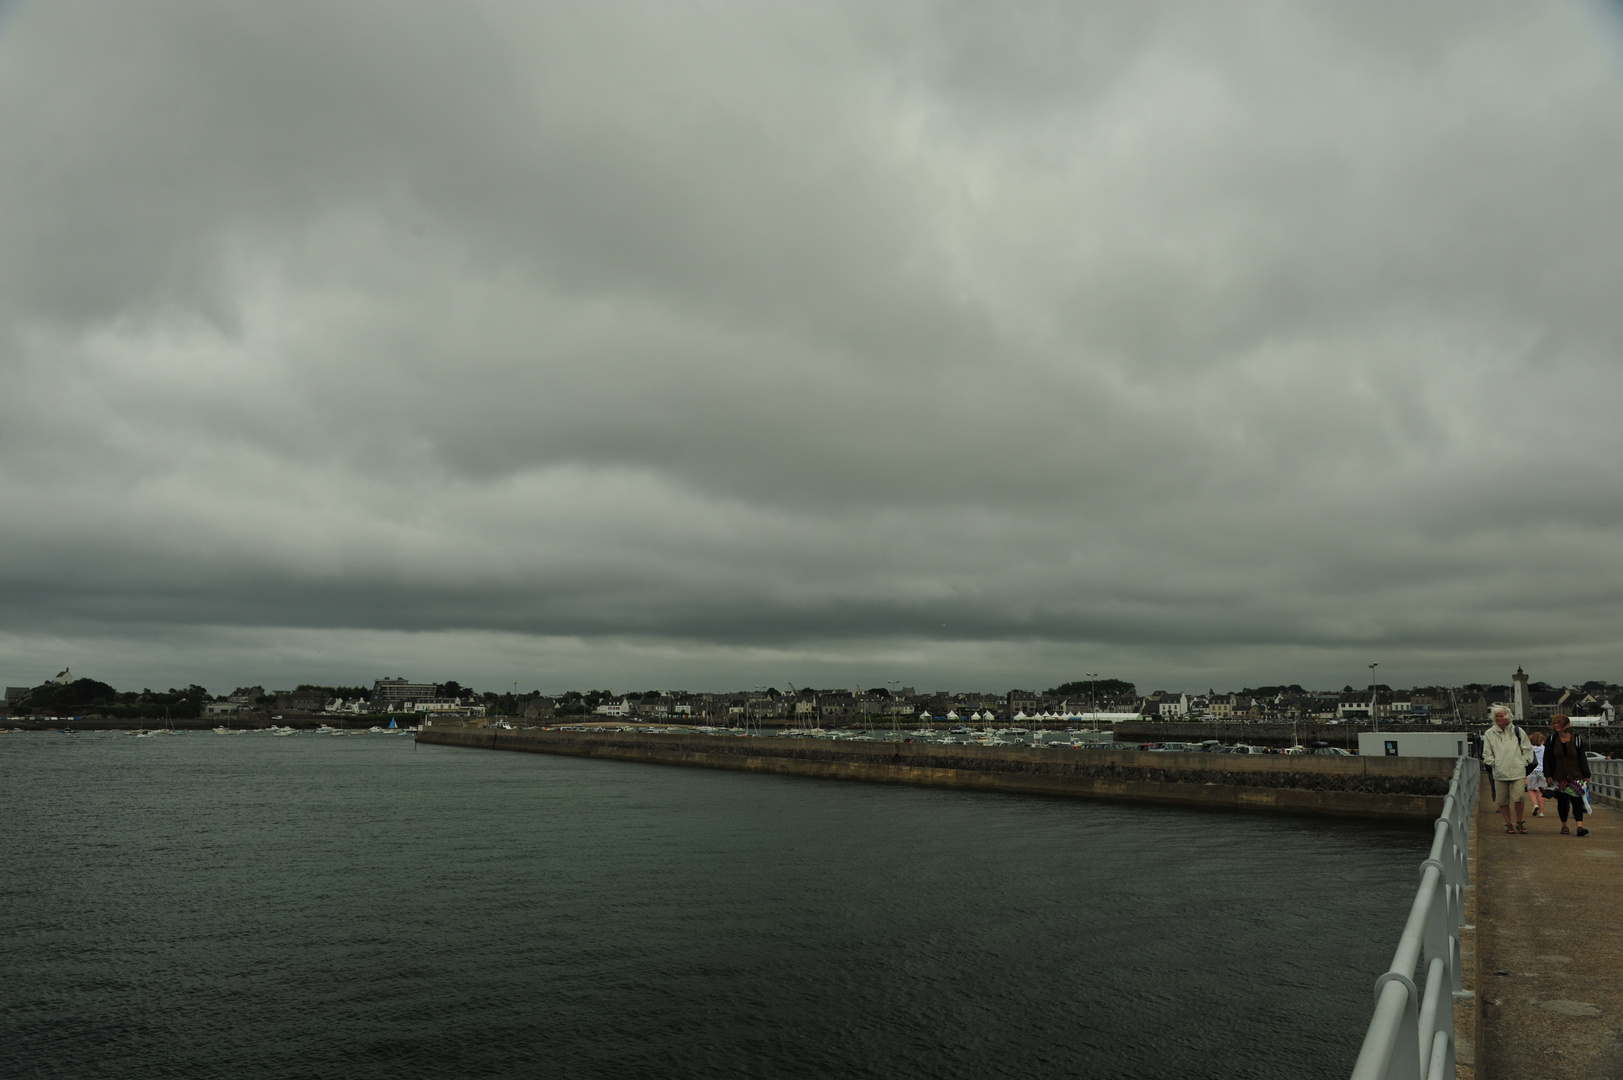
[3,1,1623,692]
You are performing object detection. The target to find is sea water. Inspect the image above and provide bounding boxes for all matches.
[0,731,1421,1079]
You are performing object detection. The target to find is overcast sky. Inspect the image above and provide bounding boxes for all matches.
[3,1,1623,696]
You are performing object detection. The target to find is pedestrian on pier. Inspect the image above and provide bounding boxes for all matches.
[1526,730,1548,817]
[1543,714,1590,837]
[1482,705,1534,834]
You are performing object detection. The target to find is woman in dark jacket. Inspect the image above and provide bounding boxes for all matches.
[1544,714,1591,837]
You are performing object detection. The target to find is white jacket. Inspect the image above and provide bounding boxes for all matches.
[1482,723,1534,782]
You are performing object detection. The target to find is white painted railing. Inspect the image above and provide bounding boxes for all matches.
[1349,755,1477,1080]
[1591,758,1623,809]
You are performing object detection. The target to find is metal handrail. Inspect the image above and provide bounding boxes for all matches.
[1349,754,1477,1080]
[1592,759,1623,807]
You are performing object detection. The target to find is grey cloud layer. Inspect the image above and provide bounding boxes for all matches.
[3,1,1622,690]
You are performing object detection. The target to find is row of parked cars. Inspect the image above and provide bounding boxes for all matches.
[1138,740,1353,756]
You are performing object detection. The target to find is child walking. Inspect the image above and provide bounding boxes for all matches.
[1527,730,1548,817]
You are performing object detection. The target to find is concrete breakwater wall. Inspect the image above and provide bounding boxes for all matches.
[416,728,1454,821]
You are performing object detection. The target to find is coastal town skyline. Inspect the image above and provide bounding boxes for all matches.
[8,664,1617,725]
[4,638,1620,710]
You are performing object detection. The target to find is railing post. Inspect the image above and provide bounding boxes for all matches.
[1426,1028,1454,1080]
[1416,955,1451,1078]
[1372,973,1422,1080]
[1350,755,1475,1080]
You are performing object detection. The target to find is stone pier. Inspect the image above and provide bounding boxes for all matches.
[415,726,1456,820]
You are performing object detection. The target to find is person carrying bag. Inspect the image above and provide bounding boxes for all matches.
[1544,714,1591,837]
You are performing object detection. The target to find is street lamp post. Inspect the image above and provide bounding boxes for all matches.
[1369,663,1380,735]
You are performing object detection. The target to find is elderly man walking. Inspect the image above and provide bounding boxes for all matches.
[1482,705,1535,834]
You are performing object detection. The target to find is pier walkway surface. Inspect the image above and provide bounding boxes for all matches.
[1473,782,1622,1079]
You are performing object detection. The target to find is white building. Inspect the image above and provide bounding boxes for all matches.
[1358,732,1468,758]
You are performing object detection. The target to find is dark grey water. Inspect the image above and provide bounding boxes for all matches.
[1,731,1422,1079]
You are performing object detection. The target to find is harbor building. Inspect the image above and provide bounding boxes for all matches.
[371,678,437,708]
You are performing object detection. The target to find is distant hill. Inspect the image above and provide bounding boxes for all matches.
[15,678,120,713]
[11,679,206,719]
